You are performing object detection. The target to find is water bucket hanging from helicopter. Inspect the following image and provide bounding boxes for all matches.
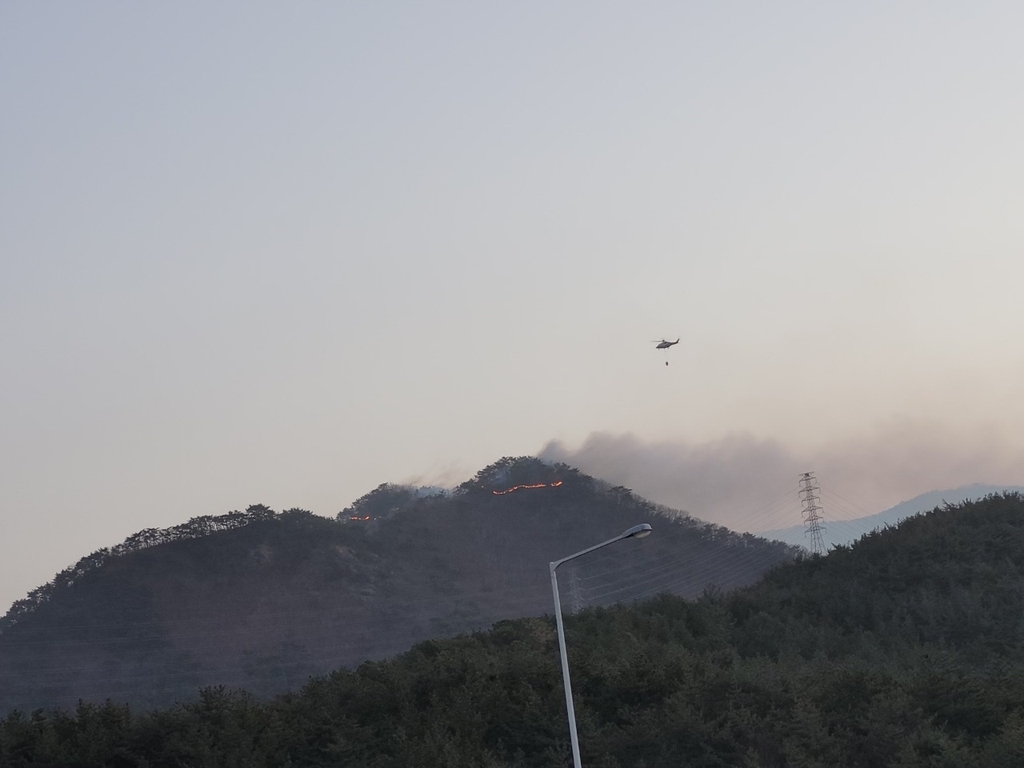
[652,337,679,365]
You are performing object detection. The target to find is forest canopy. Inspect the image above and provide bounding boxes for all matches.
[4,494,1024,766]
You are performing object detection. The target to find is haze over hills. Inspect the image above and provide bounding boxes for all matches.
[0,458,798,713]
[7,493,1024,765]
[760,483,1024,550]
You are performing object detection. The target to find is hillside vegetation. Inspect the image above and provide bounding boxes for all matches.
[0,458,796,713]
[759,483,1024,549]
[4,493,1024,766]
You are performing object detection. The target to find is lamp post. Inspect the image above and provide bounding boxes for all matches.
[549,523,653,768]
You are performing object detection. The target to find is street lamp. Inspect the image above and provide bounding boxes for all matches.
[549,523,653,768]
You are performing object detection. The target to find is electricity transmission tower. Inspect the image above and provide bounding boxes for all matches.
[798,472,827,555]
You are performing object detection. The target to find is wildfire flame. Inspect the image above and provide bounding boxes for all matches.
[492,480,563,496]
[348,515,371,521]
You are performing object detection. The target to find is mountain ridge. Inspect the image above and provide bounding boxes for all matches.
[759,482,1024,550]
[7,492,1024,765]
[0,457,798,713]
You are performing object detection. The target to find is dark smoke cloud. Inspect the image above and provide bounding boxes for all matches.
[539,422,1024,532]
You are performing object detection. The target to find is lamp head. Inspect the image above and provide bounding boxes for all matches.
[623,523,653,539]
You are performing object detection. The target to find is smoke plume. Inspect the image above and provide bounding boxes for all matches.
[539,421,1024,533]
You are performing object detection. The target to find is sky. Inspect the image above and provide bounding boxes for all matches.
[3,3,1024,613]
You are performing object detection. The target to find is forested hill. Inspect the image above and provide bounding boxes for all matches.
[5,494,1024,766]
[0,457,797,713]
[759,482,1024,550]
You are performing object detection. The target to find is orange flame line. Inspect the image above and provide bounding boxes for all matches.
[492,480,563,496]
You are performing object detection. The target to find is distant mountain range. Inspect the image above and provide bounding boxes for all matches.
[0,458,798,713]
[759,483,1024,550]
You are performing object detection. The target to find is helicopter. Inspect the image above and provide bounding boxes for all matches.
[652,338,679,365]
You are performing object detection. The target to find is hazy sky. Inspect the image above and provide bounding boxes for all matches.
[3,3,1024,613]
